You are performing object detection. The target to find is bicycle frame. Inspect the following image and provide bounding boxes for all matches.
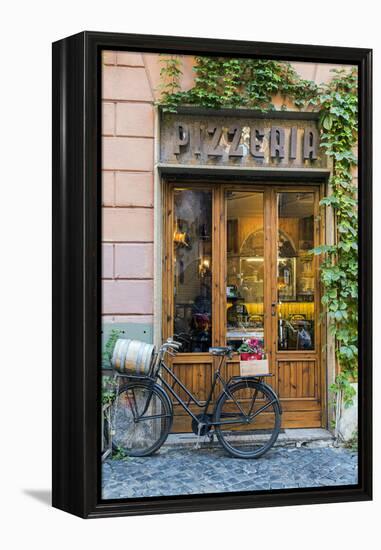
[158,360,229,426]
[130,351,278,429]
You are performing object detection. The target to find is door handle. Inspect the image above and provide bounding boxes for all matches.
[271,302,277,316]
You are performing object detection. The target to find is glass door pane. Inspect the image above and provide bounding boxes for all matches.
[277,192,315,351]
[173,188,212,352]
[226,191,265,354]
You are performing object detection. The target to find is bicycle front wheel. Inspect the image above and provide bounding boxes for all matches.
[214,380,281,459]
[112,381,172,457]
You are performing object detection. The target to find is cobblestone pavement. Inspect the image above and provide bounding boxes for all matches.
[102,445,358,499]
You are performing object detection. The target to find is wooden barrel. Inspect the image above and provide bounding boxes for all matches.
[111,338,155,375]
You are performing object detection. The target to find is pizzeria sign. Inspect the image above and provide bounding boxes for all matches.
[159,111,327,170]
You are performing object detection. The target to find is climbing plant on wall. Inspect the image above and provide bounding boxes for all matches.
[159,55,318,112]
[158,56,358,408]
[313,68,358,406]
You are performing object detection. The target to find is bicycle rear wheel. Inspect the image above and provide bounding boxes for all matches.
[214,380,281,459]
[112,381,172,457]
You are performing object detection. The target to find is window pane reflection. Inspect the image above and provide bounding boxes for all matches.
[277,192,315,351]
[173,189,212,352]
[226,191,265,353]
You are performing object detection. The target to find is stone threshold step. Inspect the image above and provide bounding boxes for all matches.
[164,428,335,449]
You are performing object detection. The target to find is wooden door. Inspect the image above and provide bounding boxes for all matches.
[270,187,324,428]
[162,183,219,432]
[163,182,324,432]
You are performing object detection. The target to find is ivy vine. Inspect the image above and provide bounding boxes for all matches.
[313,68,358,407]
[159,55,318,112]
[158,57,358,409]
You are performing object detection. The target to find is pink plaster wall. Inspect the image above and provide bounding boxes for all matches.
[102,52,356,323]
[102,52,156,325]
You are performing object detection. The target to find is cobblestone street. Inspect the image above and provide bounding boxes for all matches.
[102,444,358,500]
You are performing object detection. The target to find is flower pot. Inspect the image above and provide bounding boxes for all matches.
[240,352,262,361]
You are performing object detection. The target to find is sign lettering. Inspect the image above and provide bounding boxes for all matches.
[160,113,325,170]
[172,123,318,160]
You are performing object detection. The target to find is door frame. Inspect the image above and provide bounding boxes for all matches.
[162,179,327,429]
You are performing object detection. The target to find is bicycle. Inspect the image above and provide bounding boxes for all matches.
[110,338,282,459]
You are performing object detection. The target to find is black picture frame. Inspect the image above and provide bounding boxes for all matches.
[52,31,372,519]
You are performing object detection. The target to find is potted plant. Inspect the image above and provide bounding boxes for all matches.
[238,338,269,376]
[238,338,264,360]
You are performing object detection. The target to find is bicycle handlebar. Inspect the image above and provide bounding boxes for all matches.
[159,339,183,354]
[165,338,182,349]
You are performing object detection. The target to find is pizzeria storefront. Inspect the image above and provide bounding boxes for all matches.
[157,108,332,432]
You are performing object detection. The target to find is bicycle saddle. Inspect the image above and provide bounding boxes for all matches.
[209,346,232,356]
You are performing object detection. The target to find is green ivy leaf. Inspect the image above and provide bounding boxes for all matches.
[322,114,333,130]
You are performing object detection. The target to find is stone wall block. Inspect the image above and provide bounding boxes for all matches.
[116,52,145,67]
[102,244,114,278]
[114,243,154,278]
[116,103,154,137]
[103,280,153,314]
[102,102,115,136]
[102,207,154,242]
[115,172,153,207]
[103,137,153,171]
[102,66,153,101]
[102,172,115,206]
